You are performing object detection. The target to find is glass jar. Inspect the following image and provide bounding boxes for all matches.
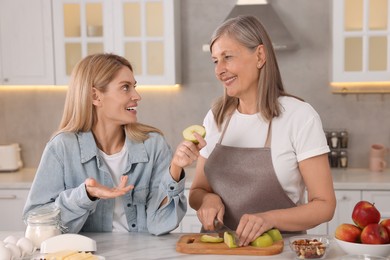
[339,150,348,168]
[25,205,62,249]
[329,150,339,168]
[339,131,349,148]
[330,131,339,149]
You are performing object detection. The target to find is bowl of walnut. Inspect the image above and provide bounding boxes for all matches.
[289,235,330,259]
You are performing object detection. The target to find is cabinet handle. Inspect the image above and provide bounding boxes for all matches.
[0,195,17,199]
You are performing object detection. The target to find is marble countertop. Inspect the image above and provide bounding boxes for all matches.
[1,167,390,191]
[0,231,351,260]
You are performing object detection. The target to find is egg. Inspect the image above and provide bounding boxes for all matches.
[16,237,36,256]
[5,243,22,259]
[3,235,18,245]
[0,245,12,260]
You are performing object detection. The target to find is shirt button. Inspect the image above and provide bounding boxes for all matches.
[127,203,131,207]
[170,186,174,190]
[132,224,136,228]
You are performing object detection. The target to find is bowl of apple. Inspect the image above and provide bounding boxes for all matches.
[335,201,390,257]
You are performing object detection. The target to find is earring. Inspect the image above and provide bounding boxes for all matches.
[257,63,261,69]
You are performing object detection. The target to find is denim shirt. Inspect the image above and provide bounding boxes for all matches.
[23,131,187,235]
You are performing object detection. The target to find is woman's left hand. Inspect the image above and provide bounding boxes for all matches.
[236,213,275,246]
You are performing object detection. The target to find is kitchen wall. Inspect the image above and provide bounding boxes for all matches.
[0,0,389,169]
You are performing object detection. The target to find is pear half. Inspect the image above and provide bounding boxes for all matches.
[182,125,206,144]
[250,233,273,248]
[266,228,283,242]
[223,232,238,248]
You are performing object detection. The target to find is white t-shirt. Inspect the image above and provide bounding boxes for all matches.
[98,145,129,232]
[200,96,330,204]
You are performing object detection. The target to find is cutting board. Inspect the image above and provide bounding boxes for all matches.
[176,234,284,256]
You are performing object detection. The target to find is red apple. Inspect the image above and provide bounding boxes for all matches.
[379,218,390,238]
[361,223,390,244]
[352,201,381,229]
[335,223,362,243]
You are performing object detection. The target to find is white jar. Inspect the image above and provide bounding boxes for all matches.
[25,206,62,249]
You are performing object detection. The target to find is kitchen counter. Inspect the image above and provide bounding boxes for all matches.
[0,231,350,259]
[0,168,36,189]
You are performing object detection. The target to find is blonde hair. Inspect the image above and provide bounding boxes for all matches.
[209,15,300,128]
[55,53,162,142]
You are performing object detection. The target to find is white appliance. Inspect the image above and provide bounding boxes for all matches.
[0,143,23,171]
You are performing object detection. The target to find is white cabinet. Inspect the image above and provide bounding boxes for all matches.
[327,190,361,236]
[52,0,180,86]
[331,0,390,92]
[0,0,54,85]
[0,189,29,231]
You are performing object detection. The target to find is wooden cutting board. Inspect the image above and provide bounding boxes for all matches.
[176,234,284,256]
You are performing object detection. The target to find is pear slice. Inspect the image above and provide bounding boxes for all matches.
[200,234,224,243]
[250,233,274,247]
[266,228,283,242]
[223,232,238,248]
[182,125,206,144]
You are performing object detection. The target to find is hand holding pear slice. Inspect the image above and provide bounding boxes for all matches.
[182,125,206,144]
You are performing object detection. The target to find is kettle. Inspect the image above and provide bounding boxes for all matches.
[0,143,23,171]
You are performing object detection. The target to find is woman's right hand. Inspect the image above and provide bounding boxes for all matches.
[85,175,134,200]
[196,193,225,231]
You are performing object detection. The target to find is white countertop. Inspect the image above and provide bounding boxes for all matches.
[1,167,390,191]
[0,231,351,260]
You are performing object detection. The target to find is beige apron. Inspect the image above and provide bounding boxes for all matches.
[204,115,304,234]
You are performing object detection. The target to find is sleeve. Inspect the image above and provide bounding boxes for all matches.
[199,109,221,159]
[23,143,98,234]
[294,105,330,162]
[145,136,187,236]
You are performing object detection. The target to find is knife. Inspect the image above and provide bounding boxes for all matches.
[213,219,240,246]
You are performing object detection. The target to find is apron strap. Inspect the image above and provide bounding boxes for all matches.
[217,114,233,144]
[264,120,272,148]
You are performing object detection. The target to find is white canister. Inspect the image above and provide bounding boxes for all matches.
[25,206,63,249]
[0,143,23,171]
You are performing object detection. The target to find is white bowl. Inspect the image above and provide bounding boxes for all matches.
[335,238,390,257]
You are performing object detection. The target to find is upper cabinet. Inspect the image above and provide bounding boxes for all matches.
[331,0,390,93]
[0,0,55,85]
[53,0,181,86]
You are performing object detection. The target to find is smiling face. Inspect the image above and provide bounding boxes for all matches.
[93,66,140,127]
[211,34,264,101]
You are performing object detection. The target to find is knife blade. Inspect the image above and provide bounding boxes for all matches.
[213,219,240,246]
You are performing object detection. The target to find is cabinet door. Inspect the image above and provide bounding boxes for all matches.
[0,0,54,84]
[328,190,361,236]
[362,191,390,219]
[332,0,390,92]
[53,0,114,85]
[0,189,29,231]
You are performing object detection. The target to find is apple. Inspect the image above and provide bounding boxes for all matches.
[352,201,381,229]
[200,234,223,243]
[182,125,206,144]
[335,223,362,243]
[361,223,390,244]
[223,232,237,248]
[250,233,274,247]
[380,218,390,238]
[266,228,283,242]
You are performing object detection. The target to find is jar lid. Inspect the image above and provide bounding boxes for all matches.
[27,205,60,224]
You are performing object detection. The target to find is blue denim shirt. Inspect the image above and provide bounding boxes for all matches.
[23,131,187,235]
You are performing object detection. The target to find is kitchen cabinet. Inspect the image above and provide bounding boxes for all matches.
[0,0,54,85]
[331,0,390,93]
[0,189,29,231]
[52,0,180,86]
[362,191,390,218]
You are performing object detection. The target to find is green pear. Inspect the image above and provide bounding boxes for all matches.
[266,228,283,242]
[182,125,206,144]
[200,234,224,243]
[250,233,273,247]
[223,232,238,248]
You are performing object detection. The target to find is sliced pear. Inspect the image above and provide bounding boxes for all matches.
[250,233,273,248]
[182,125,206,144]
[223,232,238,248]
[266,228,283,242]
[200,234,224,243]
